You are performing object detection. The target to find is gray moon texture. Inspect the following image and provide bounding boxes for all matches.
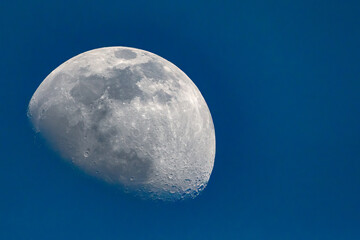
[28,47,215,201]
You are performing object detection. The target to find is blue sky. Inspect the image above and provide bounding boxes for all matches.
[1,0,360,239]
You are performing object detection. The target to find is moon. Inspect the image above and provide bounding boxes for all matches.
[28,47,215,201]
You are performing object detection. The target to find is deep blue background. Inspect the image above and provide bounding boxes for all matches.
[1,0,360,239]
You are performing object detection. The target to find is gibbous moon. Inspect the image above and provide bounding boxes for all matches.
[28,47,215,201]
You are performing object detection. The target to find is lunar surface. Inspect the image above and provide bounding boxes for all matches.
[28,47,215,201]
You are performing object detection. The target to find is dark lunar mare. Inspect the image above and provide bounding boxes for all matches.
[114,49,137,60]
[106,67,144,102]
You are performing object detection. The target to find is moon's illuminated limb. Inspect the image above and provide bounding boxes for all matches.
[28,47,215,201]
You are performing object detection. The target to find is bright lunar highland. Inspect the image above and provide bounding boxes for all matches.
[28,47,215,201]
